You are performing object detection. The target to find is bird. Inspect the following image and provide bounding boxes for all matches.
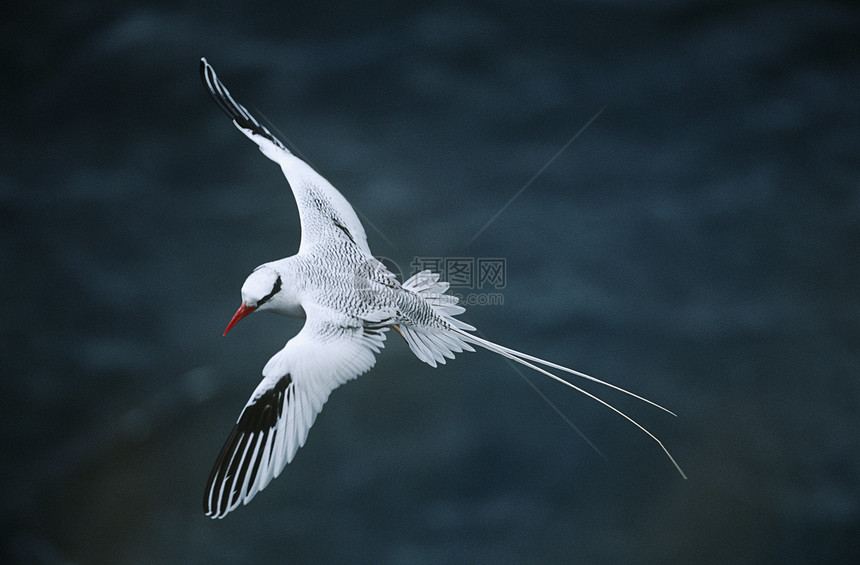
[199,57,685,519]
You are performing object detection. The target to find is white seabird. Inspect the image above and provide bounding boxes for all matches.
[199,58,685,519]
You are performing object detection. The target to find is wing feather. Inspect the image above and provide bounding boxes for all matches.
[199,58,372,256]
[204,311,387,518]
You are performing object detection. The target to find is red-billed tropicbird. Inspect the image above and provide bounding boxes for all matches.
[199,58,685,519]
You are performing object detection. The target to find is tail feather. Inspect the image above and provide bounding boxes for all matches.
[461,332,676,416]
[453,328,687,479]
[402,271,474,329]
[397,269,685,478]
[397,270,475,367]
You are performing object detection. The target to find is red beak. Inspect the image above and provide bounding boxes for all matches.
[223,302,257,336]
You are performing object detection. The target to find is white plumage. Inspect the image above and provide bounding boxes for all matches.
[199,58,684,519]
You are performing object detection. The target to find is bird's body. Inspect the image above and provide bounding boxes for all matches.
[199,58,684,519]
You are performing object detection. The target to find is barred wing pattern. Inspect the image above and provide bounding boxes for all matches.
[200,58,373,257]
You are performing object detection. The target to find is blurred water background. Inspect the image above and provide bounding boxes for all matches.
[2,1,858,563]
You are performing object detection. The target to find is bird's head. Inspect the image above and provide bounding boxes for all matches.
[223,266,283,335]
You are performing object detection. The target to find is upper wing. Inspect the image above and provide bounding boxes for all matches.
[200,58,373,257]
[204,309,387,518]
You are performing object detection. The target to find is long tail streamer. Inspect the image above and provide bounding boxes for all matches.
[456,329,688,479]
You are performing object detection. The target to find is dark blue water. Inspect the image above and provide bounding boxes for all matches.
[3,1,858,563]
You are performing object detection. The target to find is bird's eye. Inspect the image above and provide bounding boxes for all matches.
[257,276,282,306]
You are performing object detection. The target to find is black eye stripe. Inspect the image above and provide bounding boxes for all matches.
[257,276,282,306]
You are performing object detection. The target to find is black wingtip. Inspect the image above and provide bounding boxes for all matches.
[198,57,238,121]
[203,374,293,519]
[198,58,288,153]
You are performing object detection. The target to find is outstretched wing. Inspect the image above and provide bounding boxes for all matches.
[204,310,387,518]
[200,58,373,257]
